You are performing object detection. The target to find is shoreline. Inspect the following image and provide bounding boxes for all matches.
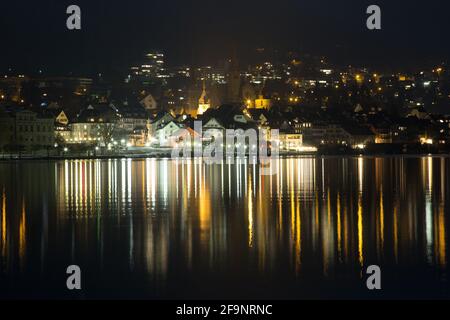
[1,152,449,162]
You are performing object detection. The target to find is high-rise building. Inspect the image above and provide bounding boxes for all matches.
[129,51,166,81]
[141,51,165,78]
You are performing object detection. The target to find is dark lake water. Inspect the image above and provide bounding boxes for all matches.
[0,156,449,299]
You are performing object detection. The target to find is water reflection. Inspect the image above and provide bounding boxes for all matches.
[1,188,6,263]
[0,156,448,298]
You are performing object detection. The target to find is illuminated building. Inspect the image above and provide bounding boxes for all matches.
[148,111,176,138]
[68,104,119,145]
[53,110,72,144]
[129,51,166,82]
[254,94,271,109]
[55,110,69,125]
[0,107,55,150]
[244,84,271,109]
[279,132,303,152]
[153,120,183,147]
[197,81,211,116]
[117,104,149,146]
[194,66,226,84]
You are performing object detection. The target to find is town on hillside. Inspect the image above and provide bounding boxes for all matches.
[1,51,449,158]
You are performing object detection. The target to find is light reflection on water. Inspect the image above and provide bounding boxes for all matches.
[0,156,448,299]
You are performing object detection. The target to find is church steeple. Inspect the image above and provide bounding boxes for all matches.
[226,48,241,104]
[199,80,208,105]
[197,80,210,115]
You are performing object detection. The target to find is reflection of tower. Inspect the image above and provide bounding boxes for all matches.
[227,51,241,104]
[197,80,211,115]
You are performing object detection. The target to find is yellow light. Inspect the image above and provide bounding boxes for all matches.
[420,137,433,145]
[357,193,363,266]
[297,146,318,152]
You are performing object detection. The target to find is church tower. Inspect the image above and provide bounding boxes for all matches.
[197,80,211,115]
[226,49,241,104]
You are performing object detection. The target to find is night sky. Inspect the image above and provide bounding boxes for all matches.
[1,0,449,75]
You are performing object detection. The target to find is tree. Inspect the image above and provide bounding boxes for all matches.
[98,123,116,147]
